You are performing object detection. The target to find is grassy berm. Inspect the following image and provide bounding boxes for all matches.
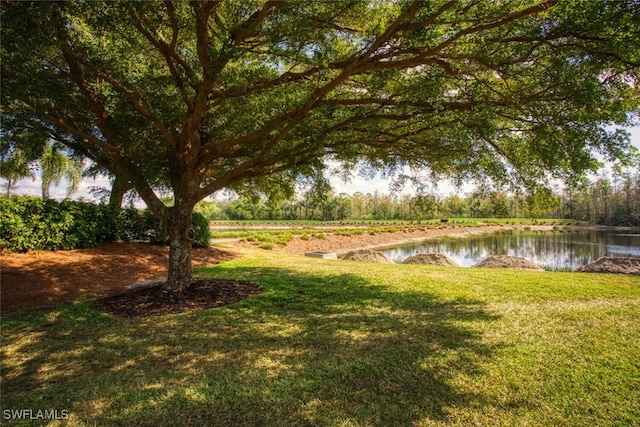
[2,248,639,426]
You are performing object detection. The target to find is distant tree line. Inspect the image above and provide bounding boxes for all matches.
[197,172,640,226]
[199,189,555,222]
[551,171,640,226]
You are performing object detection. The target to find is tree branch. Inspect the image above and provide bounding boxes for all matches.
[240,0,425,168]
[38,110,120,157]
[131,5,196,108]
[62,46,126,153]
[231,1,280,45]
[191,0,220,81]
[397,0,458,33]
[164,1,180,50]
[460,120,514,164]
[387,1,561,69]
[454,1,559,40]
[63,44,180,150]
[40,113,169,219]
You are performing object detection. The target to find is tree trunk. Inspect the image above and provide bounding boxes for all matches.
[109,175,133,211]
[109,176,134,241]
[6,178,15,198]
[164,205,195,293]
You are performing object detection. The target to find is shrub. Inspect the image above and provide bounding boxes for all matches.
[190,211,212,248]
[275,232,293,246]
[0,196,210,252]
[59,200,119,248]
[119,208,211,248]
[119,208,164,243]
[0,196,118,252]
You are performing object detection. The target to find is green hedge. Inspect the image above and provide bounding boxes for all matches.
[190,210,211,248]
[0,196,118,252]
[0,197,211,252]
[119,208,211,248]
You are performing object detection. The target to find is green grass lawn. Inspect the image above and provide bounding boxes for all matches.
[2,249,639,426]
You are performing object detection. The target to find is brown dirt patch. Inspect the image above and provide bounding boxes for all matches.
[402,253,459,266]
[472,255,543,270]
[576,257,640,274]
[341,249,392,263]
[92,279,261,317]
[0,242,238,317]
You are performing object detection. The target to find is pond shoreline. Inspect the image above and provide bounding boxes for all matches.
[332,225,558,255]
[229,224,640,257]
[247,224,554,255]
[378,225,640,270]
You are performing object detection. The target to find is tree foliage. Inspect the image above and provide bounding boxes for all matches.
[0,148,34,197]
[556,170,640,225]
[2,0,639,291]
[39,141,84,199]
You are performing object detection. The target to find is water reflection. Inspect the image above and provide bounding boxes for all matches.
[381,230,640,271]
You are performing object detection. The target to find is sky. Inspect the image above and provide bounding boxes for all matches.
[4,126,639,204]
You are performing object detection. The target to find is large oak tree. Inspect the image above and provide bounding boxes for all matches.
[2,0,638,291]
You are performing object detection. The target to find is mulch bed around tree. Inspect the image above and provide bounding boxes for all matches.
[91,279,262,317]
[0,242,240,317]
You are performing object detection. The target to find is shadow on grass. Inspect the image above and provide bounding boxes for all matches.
[1,265,501,426]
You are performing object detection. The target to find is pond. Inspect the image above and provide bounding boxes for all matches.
[380,229,640,271]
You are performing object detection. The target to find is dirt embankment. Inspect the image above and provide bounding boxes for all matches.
[247,225,554,255]
[576,257,640,275]
[472,255,543,270]
[402,253,458,266]
[342,249,393,263]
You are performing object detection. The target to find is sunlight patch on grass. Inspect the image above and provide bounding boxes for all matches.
[109,359,137,372]
[183,386,208,403]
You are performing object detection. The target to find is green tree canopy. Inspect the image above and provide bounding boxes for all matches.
[2,0,639,291]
